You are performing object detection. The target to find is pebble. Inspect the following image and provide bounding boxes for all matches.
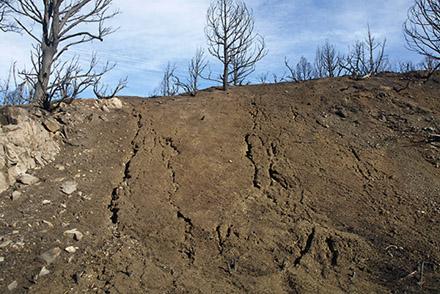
[40,247,62,265]
[0,256,4,262]
[55,164,65,171]
[61,181,78,195]
[43,118,61,133]
[11,191,22,201]
[42,220,54,227]
[17,174,40,185]
[0,240,12,248]
[101,105,110,113]
[7,280,17,291]
[64,229,84,241]
[38,266,50,278]
[65,246,77,253]
[42,200,51,205]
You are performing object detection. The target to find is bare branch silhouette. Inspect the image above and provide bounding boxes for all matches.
[3,0,120,110]
[340,26,388,79]
[175,49,208,96]
[404,0,440,64]
[205,0,267,90]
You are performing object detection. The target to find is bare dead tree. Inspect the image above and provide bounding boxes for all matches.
[257,72,269,84]
[0,62,33,105]
[230,36,266,85]
[398,60,418,73]
[315,42,341,78]
[284,57,296,82]
[20,53,119,108]
[421,55,440,72]
[404,0,440,72]
[284,57,314,82]
[175,49,208,96]
[272,73,286,83]
[295,56,314,81]
[364,26,388,75]
[3,0,119,110]
[340,26,388,79]
[0,0,17,31]
[0,0,9,31]
[157,63,180,97]
[93,76,127,99]
[206,0,267,90]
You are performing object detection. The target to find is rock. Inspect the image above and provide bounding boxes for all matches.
[103,98,123,110]
[11,191,22,201]
[38,267,50,278]
[0,172,8,192]
[42,220,54,227]
[7,280,18,291]
[0,240,12,248]
[101,105,110,113]
[335,108,348,118]
[0,256,4,262]
[55,164,65,171]
[61,181,77,195]
[424,126,436,132]
[108,98,123,109]
[43,118,61,133]
[65,246,77,253]
[428,134,440,143]
[2,125,20,132]
[40,247,62,265]
[64,229,83,241]
[17,174,40,185]
[42,200,51,205]
[0,107,60,193]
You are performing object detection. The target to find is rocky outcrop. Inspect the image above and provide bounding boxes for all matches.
[0,107,60,192]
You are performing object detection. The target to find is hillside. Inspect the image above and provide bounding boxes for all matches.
[0,73,439,293]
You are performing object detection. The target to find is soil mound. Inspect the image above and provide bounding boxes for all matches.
[0,74,439,293]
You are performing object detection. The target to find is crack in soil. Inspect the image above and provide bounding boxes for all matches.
[245,134,261,189]
[108,110,143,226]
[159,137,196,264]
[294,228,316,266]
[326,237,339,266]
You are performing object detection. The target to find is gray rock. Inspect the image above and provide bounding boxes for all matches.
[101,105,110,113]
[335,108,348,118]
[40,247,61,265]
[65,246,77,253]
[55,164,65,171]
[7,280,18,291]
[64,229,84,241]
[43,118,61,133]
[38,266,50,278]
[61,181,77,195]
[0,256,4,262]
[11,191,22,201]
[17,174,40,185]
[0,240,12,248]
[104,98,123,110]
[0,172,8,193]
[0,108,60,193]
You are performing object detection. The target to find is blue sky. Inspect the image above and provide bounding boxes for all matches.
[0,0,420,96]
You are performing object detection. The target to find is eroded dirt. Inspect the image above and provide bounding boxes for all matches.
[1,74,439,293]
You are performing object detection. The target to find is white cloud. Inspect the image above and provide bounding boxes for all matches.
[0,0,421,96]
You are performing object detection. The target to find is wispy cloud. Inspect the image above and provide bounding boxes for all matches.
[0,0,420,96]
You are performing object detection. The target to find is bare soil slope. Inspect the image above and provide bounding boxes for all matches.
[1,74,439,293]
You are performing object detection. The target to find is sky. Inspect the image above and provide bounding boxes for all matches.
[0,0,421,97]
